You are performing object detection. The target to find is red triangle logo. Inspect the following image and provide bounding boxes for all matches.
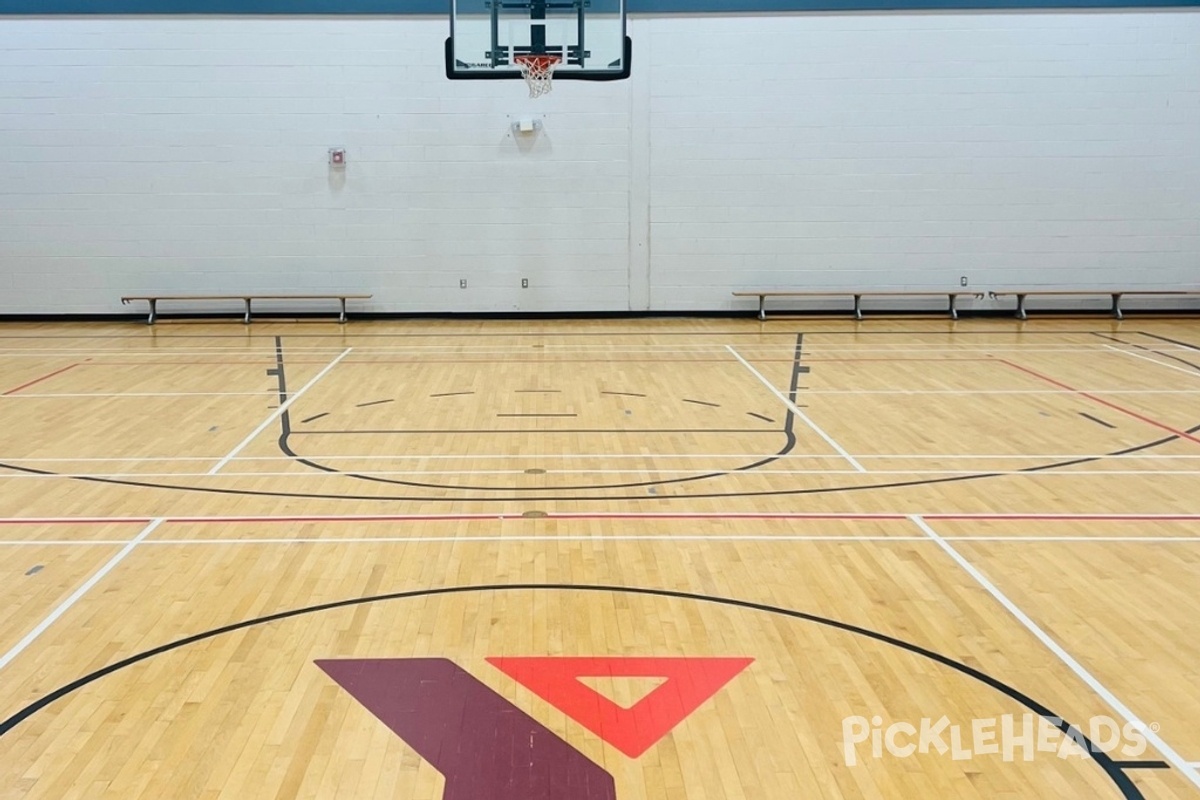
[486,656,753,758]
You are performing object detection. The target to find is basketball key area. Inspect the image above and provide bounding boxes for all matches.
[0,319,1197,798]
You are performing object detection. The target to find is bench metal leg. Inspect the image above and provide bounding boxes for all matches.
[948,294,958,321]
[339,297,348,324]
[1111,293,1123,321]
[147,299,157,325]
[853,294,863,321]
[757,295,766,321]
[244,298,252,324]
[1016,294,1028,321]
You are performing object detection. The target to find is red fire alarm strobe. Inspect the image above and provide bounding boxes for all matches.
[329,148,346,166]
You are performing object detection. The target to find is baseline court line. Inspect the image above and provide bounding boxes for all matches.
[207,347,352,475]
[7,389,1200,399]
[725,344,865,472]
[8,453,1200,463]
[2,535,1199,547]
[2,512,1200,525]
[911,514,1200,791]
[0,518,165,672]
[5,468,1200,480]
[1103,345,1200,378]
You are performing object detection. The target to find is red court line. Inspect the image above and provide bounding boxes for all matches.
[998,358,1200,446]
[1,363,80,396]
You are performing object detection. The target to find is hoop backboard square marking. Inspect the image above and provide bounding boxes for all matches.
[447,0,630,82]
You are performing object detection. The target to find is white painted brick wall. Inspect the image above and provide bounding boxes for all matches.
[646,13,1200,311]
[0,12,1197,314]
[0,18,632,313]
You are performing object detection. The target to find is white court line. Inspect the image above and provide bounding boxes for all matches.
[1,345,1190,357]
[3,535,1200,547]
[7,453,1200,464]
[0,518,165,672]
[6,468,1200,480]
[725,344,866,472]
[3,511,1200,523]
[9,388,1200,398]
[206,347,352,476]
[1104,345,1200,379]
[910,514,1200,791]
[6,534,1200,546]
[7,389,1200,399]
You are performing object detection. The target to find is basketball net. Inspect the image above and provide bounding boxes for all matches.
[514,54,561,98]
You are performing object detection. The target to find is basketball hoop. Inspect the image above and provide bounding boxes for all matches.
[514,53,561,98]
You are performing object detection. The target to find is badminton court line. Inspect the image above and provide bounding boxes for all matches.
[7,453,1200,463]
[725,344,865,472]
[5,468,1200,480]
[0,518,165,673]
[910,514,1200,791]
[1103,345,1200,379]
[3,534,1200,547]
[207,347,352,475]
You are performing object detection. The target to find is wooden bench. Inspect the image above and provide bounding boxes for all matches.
[732,291,985,321]
[120,294,372,325]
[988,290,1200,321]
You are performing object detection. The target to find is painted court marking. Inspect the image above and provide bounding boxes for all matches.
[1104,345,1200,379]
[8,453,1200,464]
[911,514,1200,791]
[1,512,1199,525]
[0,518,165,673]
[6,468,1200,480]
[1000,359,1200,446]
[724,344,866,472]
[3,535,1200,547]
[206,347,352,476]
[1,364,80,396]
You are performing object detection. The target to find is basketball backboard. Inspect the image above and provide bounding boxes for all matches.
[446,0,630,84]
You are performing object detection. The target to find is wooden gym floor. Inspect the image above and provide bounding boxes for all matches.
[1,317,1199,799]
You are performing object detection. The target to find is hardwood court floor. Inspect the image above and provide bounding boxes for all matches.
[1,317,1199,799]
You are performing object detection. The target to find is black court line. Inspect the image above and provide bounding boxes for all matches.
[273,333,804,493]
[356,399,394,408]
[1078,412,1117,430]
[0,583,1148,799]
[601,391,646,398]
[1093,332,1200,373]
[430,391,474,398]
[682,398,721,408]
[2,424,1196,506]
[1138,332,1200,352]
[3,331,1198,503]
[514,389,561,394]
[747,412,775,423]
[1111,761,1171,770]
[299,412,330,424]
